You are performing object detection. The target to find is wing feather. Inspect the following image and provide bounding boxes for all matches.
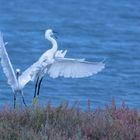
[18,61,42,88]
[0,33,17,91]
[19,49,67,88]
[48,58,105,78]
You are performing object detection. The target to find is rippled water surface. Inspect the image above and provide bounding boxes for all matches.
[0,0,140,108]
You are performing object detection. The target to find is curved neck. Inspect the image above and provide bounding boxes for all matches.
[47,35,58,53]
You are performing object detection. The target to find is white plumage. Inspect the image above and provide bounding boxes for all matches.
[0,29,105,107]
[0,33,17,91]
[48,58,105,78]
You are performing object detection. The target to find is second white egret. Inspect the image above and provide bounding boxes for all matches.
[28,29,106,98]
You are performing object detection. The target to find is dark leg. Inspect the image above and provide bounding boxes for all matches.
[14,92,16,109]
[37,77,43,97]
[21,91,27,107]
[34,77,39,98]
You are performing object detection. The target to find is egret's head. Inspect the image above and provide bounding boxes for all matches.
[45,29,57,39]
[45,29,53,36]
[16,69,21,78]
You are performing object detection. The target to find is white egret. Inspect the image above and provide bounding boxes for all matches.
[0,32,66,108]
[28,29,105,98]
[0,34,27,108]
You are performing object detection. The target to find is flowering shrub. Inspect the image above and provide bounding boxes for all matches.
[0,100,140,140]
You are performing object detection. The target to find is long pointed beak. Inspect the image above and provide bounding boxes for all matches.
[53,31,58,34]
[53,31,58,39]
[53,35,57,39]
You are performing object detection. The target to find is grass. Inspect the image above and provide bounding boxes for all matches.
[0,99,140,140]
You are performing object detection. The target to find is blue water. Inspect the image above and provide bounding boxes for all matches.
[0,0,140,108]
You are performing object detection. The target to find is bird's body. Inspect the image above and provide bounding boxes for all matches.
[31,29,105,98]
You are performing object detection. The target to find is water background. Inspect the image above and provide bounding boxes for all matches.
[0,0,140,109]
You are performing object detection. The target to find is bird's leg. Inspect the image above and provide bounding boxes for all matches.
[32,77,40,105]
[20,91,27,107]
[37,77,43,97]
[34,77,39,98]
[14,92,16,109]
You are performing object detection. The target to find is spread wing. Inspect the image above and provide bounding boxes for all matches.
[48,58,105,78]
[19,49,67,88]
[18,61,41,89]
[0,33,17,91]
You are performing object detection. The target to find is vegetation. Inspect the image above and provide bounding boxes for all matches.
[0,99,140,140]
